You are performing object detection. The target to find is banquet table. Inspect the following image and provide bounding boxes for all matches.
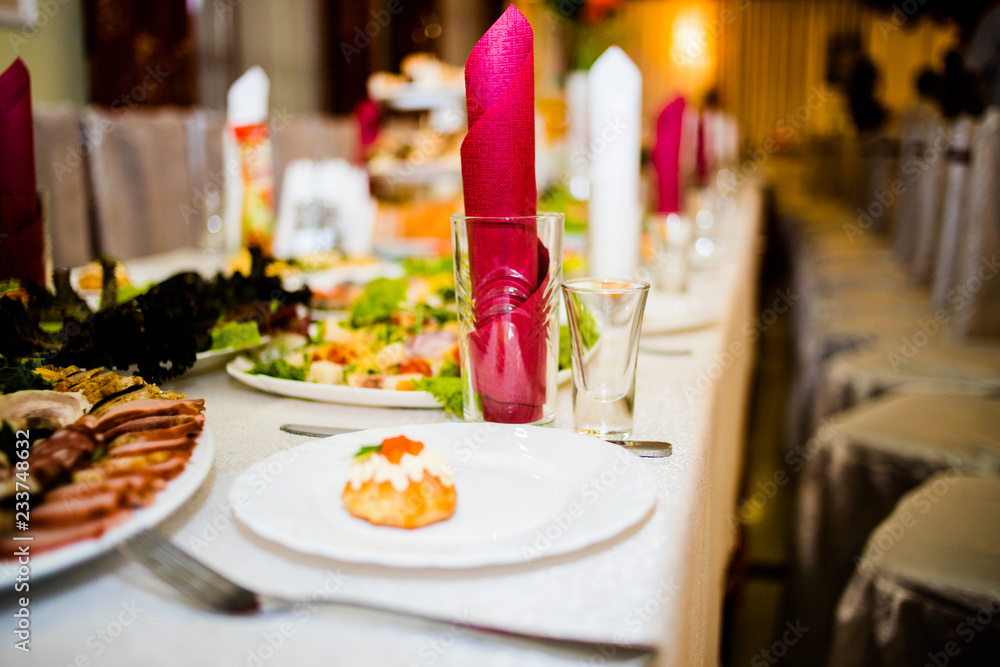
[1,184,764,667]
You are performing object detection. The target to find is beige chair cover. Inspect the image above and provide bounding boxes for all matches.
[84,106,199,260]
[787,394,1000,665]
[893,102,939,266]
[911,114,949,284]
[813,342,1000,426]
[33,104,92,268]
[828,474,1000,666]
[954,108,1000,338]
[932,115,974,310]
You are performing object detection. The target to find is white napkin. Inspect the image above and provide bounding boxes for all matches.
[223,66,270,254]
[587,46,642,277]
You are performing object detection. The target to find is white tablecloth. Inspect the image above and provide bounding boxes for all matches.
[0,186,764,666]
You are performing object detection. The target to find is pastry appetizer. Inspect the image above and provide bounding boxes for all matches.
[342,436,456,529]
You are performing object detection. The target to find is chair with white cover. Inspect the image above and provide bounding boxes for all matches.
[931,115,975,311]
[33,104,92,268]
[84,107,199,260]
[910,113,949,284]
[953,107,1000,338]
[827,474,1000,667]
[786,393,1000,665]
[892,102,938,265]
[812,342,1000,426]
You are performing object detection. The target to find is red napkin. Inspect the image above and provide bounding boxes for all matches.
[0,58,43,285]
[652,96,686,213]
[461,6,549,423]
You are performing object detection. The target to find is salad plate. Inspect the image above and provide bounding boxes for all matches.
[230,423,656,568]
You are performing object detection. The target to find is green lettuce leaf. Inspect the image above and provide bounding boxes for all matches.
[248,358,306,382]
[349,277,408,328]
[210,321,261,351]
[413,376,463,416]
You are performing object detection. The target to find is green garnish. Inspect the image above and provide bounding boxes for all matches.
[402,257,453,277]
[413,376,463,417]
[248,358,306,382]
[353,444,382,458]
[349,277,408,328]
[558,305,599,371]
[0,355,53,394]
[210,321,261,351]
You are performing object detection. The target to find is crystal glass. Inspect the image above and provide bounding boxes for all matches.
[452,213,564,424]
[562,278,649,439]
[649,212,692,293]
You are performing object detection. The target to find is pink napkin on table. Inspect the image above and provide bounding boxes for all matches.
[652,96,686,213]
[461,6,549,423]
[0,58,43,285]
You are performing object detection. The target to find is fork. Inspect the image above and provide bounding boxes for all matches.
[118,529,656,664]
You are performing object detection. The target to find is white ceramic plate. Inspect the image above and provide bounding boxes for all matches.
[642,292,719,334]
[229,423,657,568]
[227,356,574,409]
[0,427,215,585]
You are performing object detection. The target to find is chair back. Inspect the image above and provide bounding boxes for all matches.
[910,113,949,283]
[84,107,199,259]
[954,107,1000,337]
[33,104,93,268]
[932,115,974,310]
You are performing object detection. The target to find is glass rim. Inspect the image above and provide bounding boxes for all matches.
[562,278,650,294]
[451,212,565,223]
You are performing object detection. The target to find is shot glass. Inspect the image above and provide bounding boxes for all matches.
[649,212,692,293]
[562,278,649,440]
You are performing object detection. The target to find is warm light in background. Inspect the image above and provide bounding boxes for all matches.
[670,7,714,72]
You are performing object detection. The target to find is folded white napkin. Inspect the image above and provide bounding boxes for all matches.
[587,46,642,277]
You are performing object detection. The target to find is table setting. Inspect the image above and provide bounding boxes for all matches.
[0,7,758,666]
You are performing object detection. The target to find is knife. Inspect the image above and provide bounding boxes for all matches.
[281,424,672,458]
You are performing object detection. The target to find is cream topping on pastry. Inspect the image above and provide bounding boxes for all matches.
[348,449,454,492]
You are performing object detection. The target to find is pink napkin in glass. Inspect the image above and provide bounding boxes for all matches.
[652,96,686,213]
[461,6,549,423]
[0,58,43,285]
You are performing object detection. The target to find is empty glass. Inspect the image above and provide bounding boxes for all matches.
[562,278,649,439]
[649,212,692,293]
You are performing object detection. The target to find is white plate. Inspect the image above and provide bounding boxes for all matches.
[226,356,442,408]
[642,292,719,334]
[230,423,656,568]
[227,356,575,409]
[0,427,215,585]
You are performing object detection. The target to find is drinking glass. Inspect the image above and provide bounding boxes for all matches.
[649,212,692,293]
[562,278,649,439]
[452,213,564,424]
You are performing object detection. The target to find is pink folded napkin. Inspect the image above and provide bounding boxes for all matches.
[0,58,44,285]
[461,6,549,423]
[652,96,686,213]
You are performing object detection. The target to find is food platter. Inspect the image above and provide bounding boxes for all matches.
[0,428,215,585]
